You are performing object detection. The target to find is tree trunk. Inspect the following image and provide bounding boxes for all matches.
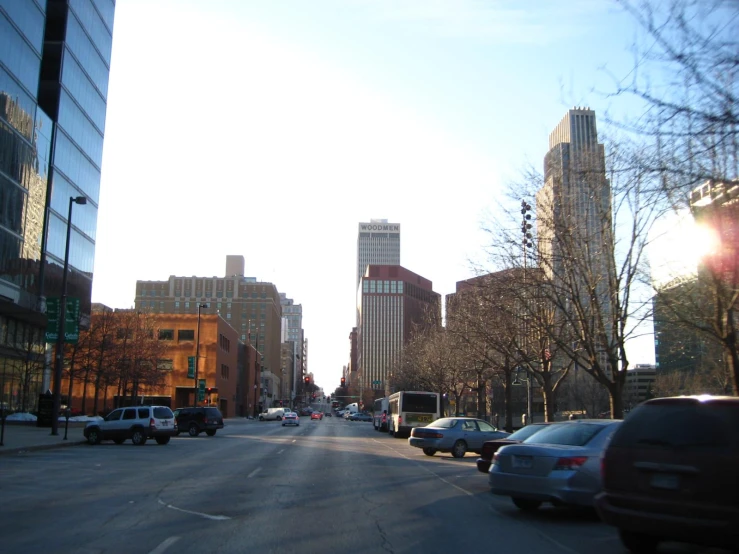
[81,369,91,415]
[541,374,555,422]
[608,379,624,419]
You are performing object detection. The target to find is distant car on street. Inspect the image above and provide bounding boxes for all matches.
[348,412,372,422]
[408,417,509,458]
[281,412,300,426]
[311,411,323,420]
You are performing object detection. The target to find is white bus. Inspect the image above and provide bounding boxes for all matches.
[372,397,389,431]
[387,391,440,438]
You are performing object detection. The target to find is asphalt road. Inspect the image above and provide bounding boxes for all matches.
[0,416,729,554]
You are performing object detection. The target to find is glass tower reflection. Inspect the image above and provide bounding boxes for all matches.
[0,0,115,411]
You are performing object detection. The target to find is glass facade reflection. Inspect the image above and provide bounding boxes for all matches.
[0,0,115,411]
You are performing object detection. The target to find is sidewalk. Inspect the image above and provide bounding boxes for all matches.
[0,417,256,456]
[0,421,87,456]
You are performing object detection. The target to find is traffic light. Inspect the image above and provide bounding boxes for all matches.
[304,376,310,386]
[340,377,345,387]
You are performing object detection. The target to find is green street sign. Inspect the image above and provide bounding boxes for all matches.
[187,356,195,378]
[45,297,80,343]
[198,379,206,401]
[372,380,382,385]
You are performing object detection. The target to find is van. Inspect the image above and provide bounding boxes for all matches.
[595,395,739,552]
[259,408,286,421]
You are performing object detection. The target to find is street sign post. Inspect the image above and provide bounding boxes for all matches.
[45,297,80,343]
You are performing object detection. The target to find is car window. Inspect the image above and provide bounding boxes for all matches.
[153,407,174,419]
[137,408,149,418]
[204,408,221,417]
[524,423,605,446]
[105,409,122,421]
[429,418,457,428]
[462,420,478,431]
[478,421,496,432]
[122,409,137,420]
[507,424,548,441]
[610,402,739,449]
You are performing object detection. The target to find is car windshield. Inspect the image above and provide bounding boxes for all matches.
[507,424,548,441]
[524,423,605,446]
[427,418,457,429]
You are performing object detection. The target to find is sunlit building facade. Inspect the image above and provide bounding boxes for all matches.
[0,0,115,410]
[358,265,440,396]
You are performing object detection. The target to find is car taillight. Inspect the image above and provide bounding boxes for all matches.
[600,456,606,479]
[149,417,156,428]
[204,418,209,424]
[492,452,500,466]
[398,416,402,424]
[553,456,588,470]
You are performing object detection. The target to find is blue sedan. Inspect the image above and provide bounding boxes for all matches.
[409,417,509,458]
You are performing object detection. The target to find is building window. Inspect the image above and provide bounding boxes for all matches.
[226,291,233,298]
[226,313,231,320]
[185,302,190,309]
[219,334,230,352]
[178,329,195,341]
[217,292,223,298]
[157,359,173,371]
[158,329,174,341]
[175,301,180,309]
[221,364,230,379]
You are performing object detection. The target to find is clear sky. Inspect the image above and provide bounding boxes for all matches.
[91,0,653,390]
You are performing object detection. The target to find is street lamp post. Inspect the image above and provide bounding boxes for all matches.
[512,367,533,425]
[193,303,209,407]
[51,196,86,436]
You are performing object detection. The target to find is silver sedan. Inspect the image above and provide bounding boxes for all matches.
[488,419,622,511]
[409,417,510,458]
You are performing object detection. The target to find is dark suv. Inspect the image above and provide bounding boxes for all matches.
[595,395,739,552]
[174,407,224,437]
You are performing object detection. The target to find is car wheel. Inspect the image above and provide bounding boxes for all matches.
[451,440,467,458]
[131,428,147,446]
[512,498,541,511]
[276,416,282,421]
[259,416,264,421]
[155,436,170,445]
[422,448,437,456]
[205,430,216,437]
[86,428,101,445]
[188,423,199,437]
[282,423,286,426]
[618,530,660,553]
[113,438,125,445]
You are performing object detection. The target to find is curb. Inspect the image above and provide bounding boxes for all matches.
[0,439,87,456]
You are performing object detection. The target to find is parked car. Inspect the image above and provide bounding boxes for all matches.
[173,407,224,437]
[595,396,739,553]
[489,419,621,511]
[476,423,552,473]
[324,412,332,417]
[300,407,313,416]
[281,412,300,426]
[409,417,509,458]
[311,411,323,420]
[348,412,372,422]
[84,406,177,446]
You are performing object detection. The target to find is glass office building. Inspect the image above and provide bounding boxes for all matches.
[0,0,115,410]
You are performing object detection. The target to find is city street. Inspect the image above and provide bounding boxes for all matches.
[0,415,727,554]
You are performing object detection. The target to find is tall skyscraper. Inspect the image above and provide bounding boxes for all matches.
[537,108,612,281]
[0,1,116,406]
[356,219,401,288]
[358,265,440,396]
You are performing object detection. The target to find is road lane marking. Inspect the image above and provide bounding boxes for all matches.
[292,440,296,443]
[148,536,180,554]
[157,499,231,520]
[278,449,285,454]
[248,467,262,478]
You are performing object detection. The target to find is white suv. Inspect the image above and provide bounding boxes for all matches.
[84,406,177,445]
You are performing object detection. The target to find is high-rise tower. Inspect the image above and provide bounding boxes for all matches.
[0,0,116,408]
[356,219,401,289]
